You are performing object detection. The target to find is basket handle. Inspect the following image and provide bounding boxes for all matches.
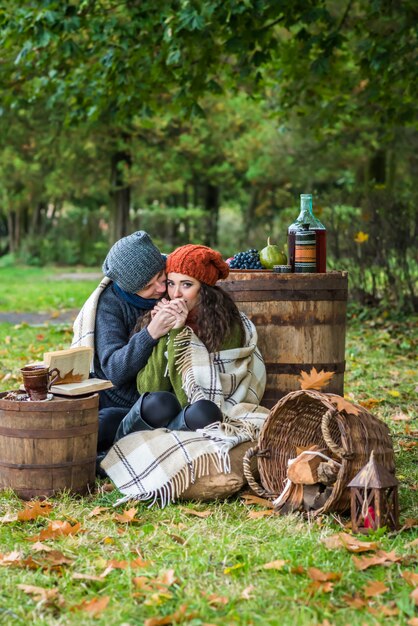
[321,407,347,459]
[243,446,270,497]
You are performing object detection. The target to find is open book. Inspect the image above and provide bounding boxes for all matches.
[43,347,113,397]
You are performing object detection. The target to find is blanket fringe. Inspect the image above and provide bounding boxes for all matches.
[114,450,228,508]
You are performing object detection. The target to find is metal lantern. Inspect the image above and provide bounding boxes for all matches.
[348,450,399,533]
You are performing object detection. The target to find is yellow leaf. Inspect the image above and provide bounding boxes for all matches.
[354,231,369,243]
[299,367,335,391]
[387,390,400,398]
[224,563,245,575]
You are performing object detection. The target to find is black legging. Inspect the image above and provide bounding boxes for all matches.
[97,391,223,453]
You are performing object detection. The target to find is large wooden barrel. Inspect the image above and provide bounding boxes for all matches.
[219,271,348,408]
[0,393,98,499]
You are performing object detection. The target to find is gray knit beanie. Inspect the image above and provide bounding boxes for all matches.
[102,231,166,293]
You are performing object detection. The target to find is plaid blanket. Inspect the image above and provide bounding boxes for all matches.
[102,314,269,505]
[71,277,110,366]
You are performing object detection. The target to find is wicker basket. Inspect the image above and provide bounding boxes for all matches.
[243,389,395,514]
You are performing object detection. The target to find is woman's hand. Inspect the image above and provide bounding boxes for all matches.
[147,305,177,339]
[163,298,189,329]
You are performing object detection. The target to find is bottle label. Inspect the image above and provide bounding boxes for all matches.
[295,231,316,273]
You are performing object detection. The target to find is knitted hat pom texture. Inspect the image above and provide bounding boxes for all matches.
[166,244,229,286]
[102,231,166,293]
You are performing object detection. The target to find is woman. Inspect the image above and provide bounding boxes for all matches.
[112,243,267,441]
[71,231,177,453]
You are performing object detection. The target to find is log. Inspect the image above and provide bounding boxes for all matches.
[287,446,325,485]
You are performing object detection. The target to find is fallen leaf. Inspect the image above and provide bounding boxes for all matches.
[74,596,110,616]
[342,593,367,609]
[406,538,418,548]
[143,591,173,606]
[241,494,274,508]
[167,534,186,545]
[17,500,53,521]
[0,550,24,565]
[224,563,245,575]
[387,390,400,398]
[306,580,334,594]
[353,550,401,570]
[299,367,335,391]
[307,567,341,582]
[328,395,361,416]
[248,509,275,519]
[363,580,389,597]
[322,532,379,553]
[0,512,18,523]
[17,584,64,606]
[359,398,382,409]
[113,507,140,523]
[392,410,411,422]
[87,506,110,518]
[204,593,229,606]
[31,542,53,552]
[179,507,211,518]
[261,559,287,570]
[402,571,418,586]
[144,605,197,626]
[411,587,418,606]
[240,585,255,600]
[72,573,105,582]
[368,604,399,616]
[29,520,82,541]
[408,617,418,625]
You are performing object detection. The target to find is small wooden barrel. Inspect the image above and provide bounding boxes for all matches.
[218,271,348,407]
[0,393,98,499]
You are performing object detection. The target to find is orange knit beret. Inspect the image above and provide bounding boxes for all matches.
[166,244,230,286]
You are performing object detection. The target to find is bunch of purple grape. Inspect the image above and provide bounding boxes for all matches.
[229,248,263,269]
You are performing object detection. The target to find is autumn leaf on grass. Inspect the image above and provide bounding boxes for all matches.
[307,567,341,582]
[306,580,335,595]
[179,506,211,518]
[248,509,275,519]
[352,550,401,570]
[359,398,382,410]
[72,572,106,583]
[368,604,399,617]
[74,596,110,617]
[402,571,418,586]
[391,410,411,422]
[17,584,64,607]
[0,511,19,523]
[240,585,255,600]
[144,605,198,626]
[202,592,229,607]
[241,494,274,508]
[342,593,367,609]
[261,559,287,571]
[299,367,334,391]
[29,520,82,542]
[17,500,53,521]
[31,541,53,553]
[0,550,24,566]
[113,507,141,523]
[363,580,389,597]
[87,506,110,518]
[322,532,379,553]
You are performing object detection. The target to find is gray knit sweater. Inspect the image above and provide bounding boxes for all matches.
[93,283,158,408]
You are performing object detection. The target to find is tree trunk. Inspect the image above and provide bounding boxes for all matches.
[203,183,219,246]
[110,136,132,242]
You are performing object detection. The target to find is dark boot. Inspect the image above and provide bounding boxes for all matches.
[113,393,153,443]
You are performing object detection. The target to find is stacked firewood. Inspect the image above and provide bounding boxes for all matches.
[274,445,341,514]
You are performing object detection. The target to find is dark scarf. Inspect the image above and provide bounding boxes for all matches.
[113,283,159,310]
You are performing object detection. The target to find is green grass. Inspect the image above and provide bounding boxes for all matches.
[0,266,100,313]
[0,271,417,625]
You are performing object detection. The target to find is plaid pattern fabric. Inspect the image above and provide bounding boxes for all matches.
[102,314,270,506]
[71,277,110,361]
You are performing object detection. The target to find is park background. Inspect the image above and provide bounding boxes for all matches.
[0,2,417,626]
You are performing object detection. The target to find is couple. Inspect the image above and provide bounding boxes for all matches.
[73,231,269,502]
